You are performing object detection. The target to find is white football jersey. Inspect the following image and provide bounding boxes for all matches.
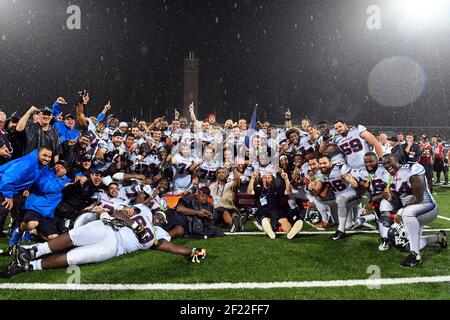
[198,160,219,185]
[95,191,130,214]
[299,135,316,154]
[322,163,352,196]
[333,125,371,169]
[119,181,142,203]
[94,140,123,171]
[115,204,171,255]
[85,118,102,151]
[391,163,435,206]
[172,154,194,190]
[355,165,392,195]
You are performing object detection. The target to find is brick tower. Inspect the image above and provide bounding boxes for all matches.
[183,52,199,116]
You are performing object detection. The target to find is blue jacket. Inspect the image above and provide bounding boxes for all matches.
[23,169,71,218]
[52,101,80,142]
[54,121,80,142]
[0,150,49,199]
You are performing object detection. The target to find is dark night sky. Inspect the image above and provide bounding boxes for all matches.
[0,0,449,126]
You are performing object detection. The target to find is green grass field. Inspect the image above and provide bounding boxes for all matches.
[0,187,449,300]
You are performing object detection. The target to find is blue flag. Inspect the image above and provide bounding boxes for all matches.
[244,104,258,148]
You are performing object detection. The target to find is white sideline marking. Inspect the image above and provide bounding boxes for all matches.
[1,275,449,291]
[225,229,450,236]
[438,215,450,221]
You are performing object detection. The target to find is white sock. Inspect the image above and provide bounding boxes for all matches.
[35,243,51,258]
[30,259,42,271]
[403,216,421,254]
[364,213,377,223]
[338,216,347,232]
[419,235,439,250]
[345,214,353,229]
[378,222,389,238]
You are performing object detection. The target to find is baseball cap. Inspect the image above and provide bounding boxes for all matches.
[65,113,75,120]
[80,153,92,161]
[55,160,68,169]
[38,107,52,115]
[119,122,128,128]
[421,134,427,139]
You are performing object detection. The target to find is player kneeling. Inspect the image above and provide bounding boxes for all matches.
[3,204,206,278]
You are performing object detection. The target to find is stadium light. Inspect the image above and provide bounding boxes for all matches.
[395,0,450,31]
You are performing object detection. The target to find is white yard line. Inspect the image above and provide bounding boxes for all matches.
[0,275,449,291]
[438,215,450,221]
[225,229,450,236]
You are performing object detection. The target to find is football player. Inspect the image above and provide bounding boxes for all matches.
[332,120,383,170]
[94,131,124,171]
[171,144,198,194]
[316,155,361,240]
[197,146,220,187]
[352,152,400,251]
[382,154,447,266]
[4,204,207,277]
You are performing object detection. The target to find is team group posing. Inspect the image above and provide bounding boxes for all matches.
[0,91,447,278]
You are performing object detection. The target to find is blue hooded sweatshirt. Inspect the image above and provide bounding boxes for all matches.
[23,169,71,218]
[0,150,49,199]
[52,101,80,142]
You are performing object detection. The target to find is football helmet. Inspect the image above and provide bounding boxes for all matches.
[305,207,322,225]
[387,223,410,251]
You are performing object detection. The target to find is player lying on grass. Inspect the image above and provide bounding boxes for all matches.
[3,203,206,278]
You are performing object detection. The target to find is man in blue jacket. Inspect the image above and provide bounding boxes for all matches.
[0,147,52,235]
[53,114,80,143]
[13,161,71,243]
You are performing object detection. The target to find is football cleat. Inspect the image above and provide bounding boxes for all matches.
[9,227,21,246]
[437,231,447,249]
[229,216,240,233]
[0,246,14,257]
[331,230,345,241]
[15,245,37,265]
[378,238,391,251]
[191,248,207,263]
[22,231,31,243]
[261,218,276,239]
[102,217,127,229]
[287,220,303,240]
[400,252,422,267]
[351,217,366,230]
[3,259,32,278]
[239,214,247,232]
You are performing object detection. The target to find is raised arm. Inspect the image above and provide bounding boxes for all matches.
[16,106,39,132]
[361,130,383,158]
[284,108,292,129]
[76,91,90,128]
